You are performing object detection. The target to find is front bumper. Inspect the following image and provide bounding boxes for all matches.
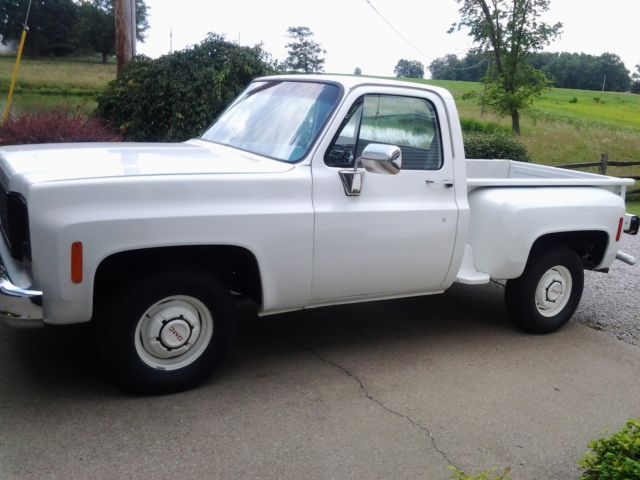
[0,265,43,327]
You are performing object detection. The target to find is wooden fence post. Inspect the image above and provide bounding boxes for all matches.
[599,153,608,175]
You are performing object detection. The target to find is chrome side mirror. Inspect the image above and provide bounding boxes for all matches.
[360,144,402,175]
[338,144,402,197]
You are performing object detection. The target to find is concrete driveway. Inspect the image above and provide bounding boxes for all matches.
[1,282,639,480]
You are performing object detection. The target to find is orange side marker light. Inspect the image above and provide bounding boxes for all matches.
[71,242,83,284]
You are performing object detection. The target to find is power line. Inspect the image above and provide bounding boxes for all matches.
[447,56,489,70]
[365,0,430,61]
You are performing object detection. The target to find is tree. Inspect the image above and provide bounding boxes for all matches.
[595,53,630,92]
[526,52,631,91]
[0,0,148,60]
[429,52,489,82]
[73,0,149,63]
[97,34,271,142]
[429,54,460,80]
[632,64,640,94]
[0,0,78,57]
[450,0,562,134]
[283,26,325,73]
[394,59,424,78]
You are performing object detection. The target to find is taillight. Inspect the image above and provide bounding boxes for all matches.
[615,217,624,242]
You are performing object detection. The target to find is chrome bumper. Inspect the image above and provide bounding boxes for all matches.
[0,265,43,327]
[616,251,637,266]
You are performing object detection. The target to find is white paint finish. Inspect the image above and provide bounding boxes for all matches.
[456,245,490,285]
[0,140,292,194]
[310,84,459,301]
[26,167,314,324]
[438,89,469,290]
[466,159,634,193]
[468,186,626,279]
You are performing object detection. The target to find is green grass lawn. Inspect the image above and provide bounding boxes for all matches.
[0,55,116,94]
[626,194,640,215]
[0,55,113,115]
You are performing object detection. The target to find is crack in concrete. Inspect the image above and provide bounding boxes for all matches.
[257,320,460,470]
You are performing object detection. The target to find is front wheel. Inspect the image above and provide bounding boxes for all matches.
[96,268,234,394]
[505,245,584,334]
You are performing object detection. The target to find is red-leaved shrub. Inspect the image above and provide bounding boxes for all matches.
[0,109,123,146]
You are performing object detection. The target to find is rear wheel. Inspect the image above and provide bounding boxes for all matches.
[505,245,584,334]
[96,268,234,394]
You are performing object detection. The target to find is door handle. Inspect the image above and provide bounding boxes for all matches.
[426,179,454,188]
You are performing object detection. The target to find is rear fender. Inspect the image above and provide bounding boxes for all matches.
[468,187,623,279]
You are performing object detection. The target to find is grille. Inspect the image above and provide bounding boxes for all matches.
[0,186,30,260]
[0,186,9,247]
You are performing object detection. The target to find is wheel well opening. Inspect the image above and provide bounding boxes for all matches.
[531,231,609,270]
[94,246,263,309]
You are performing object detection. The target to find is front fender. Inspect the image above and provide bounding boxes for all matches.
[27,169,314,325]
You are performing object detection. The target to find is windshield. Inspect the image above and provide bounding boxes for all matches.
[201,81,341,162]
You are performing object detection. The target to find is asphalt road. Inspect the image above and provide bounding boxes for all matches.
[1,279,640,479]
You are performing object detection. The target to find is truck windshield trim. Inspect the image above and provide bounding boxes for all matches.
[201,80,343,163]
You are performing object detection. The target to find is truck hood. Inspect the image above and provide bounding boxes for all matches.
[0,139,294,191]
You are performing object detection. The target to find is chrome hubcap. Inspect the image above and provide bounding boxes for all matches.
[535,266,572,317]
[135,296,213,370]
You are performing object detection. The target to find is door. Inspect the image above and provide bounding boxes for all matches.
[310,89,459,303]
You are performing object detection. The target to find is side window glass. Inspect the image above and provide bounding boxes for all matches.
[325,103,363,168]
[357,95,442,170]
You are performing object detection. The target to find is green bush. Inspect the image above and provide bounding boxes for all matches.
[569,97,578,103]
[463,133,531,162]
[460,118,510,135]
[461,90,478,101]
[96,34,272,142]
[448,466,512,480]
[579,419,640,480]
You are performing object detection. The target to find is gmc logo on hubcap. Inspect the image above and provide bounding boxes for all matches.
[169,325,184,342]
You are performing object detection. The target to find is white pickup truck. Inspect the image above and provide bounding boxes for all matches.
[1,75,638,393]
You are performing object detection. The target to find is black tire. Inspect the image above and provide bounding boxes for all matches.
[96,268,234,394]
[505,244,584,334]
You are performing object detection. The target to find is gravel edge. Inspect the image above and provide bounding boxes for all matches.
[575,233,640,347]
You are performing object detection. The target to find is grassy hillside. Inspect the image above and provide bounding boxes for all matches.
[0,55,115,113]
[0,55,115,93]
[405,78,640,178]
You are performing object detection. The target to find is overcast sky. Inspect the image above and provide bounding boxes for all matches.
[138,0,639,77]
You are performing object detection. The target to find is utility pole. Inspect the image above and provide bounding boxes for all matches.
[115,0,136,75]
